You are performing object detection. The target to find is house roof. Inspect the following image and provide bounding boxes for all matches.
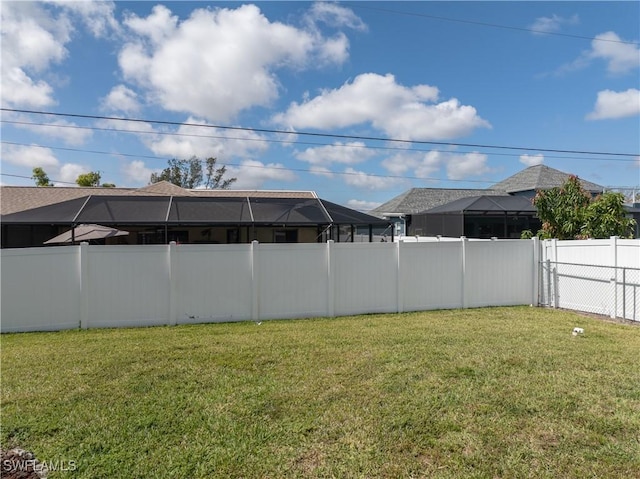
[0,194,389,227]
[369,188,506,217]
[0,182,317,216]
[421,195,537,215]
[490,165,604,194]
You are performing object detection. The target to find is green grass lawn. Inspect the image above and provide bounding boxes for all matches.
[1,306,639,478]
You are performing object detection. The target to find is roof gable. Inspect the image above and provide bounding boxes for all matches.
[491,165,604,193]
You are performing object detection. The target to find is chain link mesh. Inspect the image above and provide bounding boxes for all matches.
[540,261,640,321]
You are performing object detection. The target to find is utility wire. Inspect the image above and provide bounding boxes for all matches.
[0,141,498,185]
[2,108,638,158]
[3,119,637,163]
[347,3,640,45]
[2,141,637,190]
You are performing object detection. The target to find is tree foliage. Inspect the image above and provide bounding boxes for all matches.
[76,171,102,187]
[32,167,52,187]
[533,175,635,239]
[150,157,236,189]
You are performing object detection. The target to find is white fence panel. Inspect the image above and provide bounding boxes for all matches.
[174,244,253,324]
[85,246,170,328]
[400,242,463,311]
[332,243,398,316]
[547,239,611,266]
[465,240,535,308]
[1,247,81,332]
[256,243,329,320]
[617,240,640,268]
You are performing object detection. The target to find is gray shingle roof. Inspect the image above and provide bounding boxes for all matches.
[423,195,536,214]
[369,188,507,217]
[490,165,604,194]
[0,182,317,215]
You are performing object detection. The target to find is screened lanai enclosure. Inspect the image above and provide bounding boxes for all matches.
[0,195,392,248]
[409,195,541,239]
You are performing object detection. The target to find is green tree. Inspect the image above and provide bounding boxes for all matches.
[583,192,635,238]
[533,175,635,239]
[32,167,52,187]
[76,171,102,187]
[150,156,236,189]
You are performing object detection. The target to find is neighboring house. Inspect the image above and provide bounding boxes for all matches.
[411,195,541,239]
[489,164,605,198]
[370,165,606,238]
[369,188,507,236]
[0,182,391,248]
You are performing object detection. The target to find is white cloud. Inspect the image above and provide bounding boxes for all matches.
[346,199,381,212]
[144,118,269,160]
[307,2,367,31]
[0,2,70,107]
[529,14,579,34]
[52,0,119,38]
[558,31,640,76]
[590,32,640,74]
[0,1,119,108]
[119,4,352,122]
[308,166,335,178]
[274,73,489,141]
[122,160,153,184]
[343,167,403,190]
[101,85,142,113]
[295,141,374,165]
[226,160,296,189]
[57,163,87,185]
[445,152,491,180]
[2,144,59,169]
[586,89,640,120]
[381,151,442,178]
[520,154,545,166]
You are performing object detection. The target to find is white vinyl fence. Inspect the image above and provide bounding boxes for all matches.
[540,237,640,321]
[1,238,538,333]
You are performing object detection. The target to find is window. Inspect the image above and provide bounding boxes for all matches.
[274,229,298,243]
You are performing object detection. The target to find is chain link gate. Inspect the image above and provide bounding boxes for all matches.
[540,260,640,321]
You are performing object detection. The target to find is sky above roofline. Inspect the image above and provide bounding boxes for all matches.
[1,1,638,211]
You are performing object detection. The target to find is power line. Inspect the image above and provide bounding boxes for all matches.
[2,108,638,158]
[0,141,498,185]
[2,141,637,190]
[347,3,640,45]
[3,119,637,163]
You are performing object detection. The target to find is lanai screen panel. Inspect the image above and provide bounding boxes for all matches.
[321,199,390,226]
[168,197,252,223]
[249,198,330,224]
[0,196,90,224]
[75,196,171,223]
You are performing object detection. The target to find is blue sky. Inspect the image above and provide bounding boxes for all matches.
[1,1,639,211]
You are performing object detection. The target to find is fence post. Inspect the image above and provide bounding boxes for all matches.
[532,237,540,306]
[168,242,178,326]
[622,268,626,320]
[610,236,618,319]
[461,236,468,309]
[79,242,89,329]
[251,240,260,321]
[326,240,335,318]
[396,240,403,314]
[552,265,559,308]
[546,259,552,307]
